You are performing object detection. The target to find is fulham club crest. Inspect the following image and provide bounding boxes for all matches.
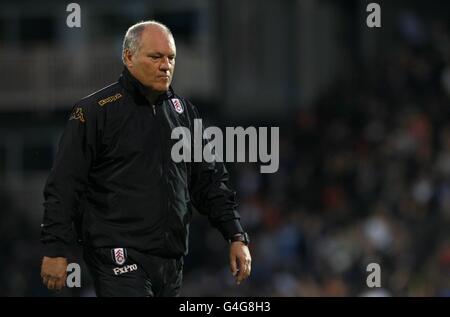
[111,248,127,266]
[171,98,184,114]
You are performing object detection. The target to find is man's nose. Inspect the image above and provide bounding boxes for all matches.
[160,57,170,71]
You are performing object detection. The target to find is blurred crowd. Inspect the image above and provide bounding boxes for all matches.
[181,15,450,297]
[1,12,450,297]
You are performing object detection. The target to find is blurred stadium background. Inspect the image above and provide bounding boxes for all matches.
[0,0,449,296]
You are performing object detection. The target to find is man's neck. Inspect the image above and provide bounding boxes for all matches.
[124,67,165,105]
[144,90,162,105]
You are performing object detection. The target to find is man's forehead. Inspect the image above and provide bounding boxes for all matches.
[140,25,175,46]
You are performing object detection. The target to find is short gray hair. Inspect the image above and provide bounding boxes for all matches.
[122,20,173,64]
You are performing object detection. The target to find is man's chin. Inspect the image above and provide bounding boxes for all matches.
[155,85,170,93]
[146,84,169,94]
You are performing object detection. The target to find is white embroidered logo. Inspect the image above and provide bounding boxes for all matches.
[112,248,126,265]
[171,98,184,114]
[113,264,138,276]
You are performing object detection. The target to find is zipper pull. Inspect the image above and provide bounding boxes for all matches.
[152,104,156,116]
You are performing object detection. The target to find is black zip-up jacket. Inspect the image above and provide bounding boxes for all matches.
[41,68,244,259]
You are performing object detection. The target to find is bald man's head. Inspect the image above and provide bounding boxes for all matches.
[122,21,174,64]
[122,21,176,93]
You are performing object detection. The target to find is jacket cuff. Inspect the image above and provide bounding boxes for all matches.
[42,241,69,258]
[218,219,244,240]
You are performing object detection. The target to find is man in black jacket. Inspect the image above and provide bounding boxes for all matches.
[40,20,251,296]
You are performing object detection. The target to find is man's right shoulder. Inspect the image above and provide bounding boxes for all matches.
[75,82,124,110]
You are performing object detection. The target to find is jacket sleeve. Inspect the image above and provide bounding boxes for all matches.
[187,102,244,240]
[40,103,100,257]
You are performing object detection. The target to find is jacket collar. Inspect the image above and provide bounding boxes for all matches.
[119,67,175,105]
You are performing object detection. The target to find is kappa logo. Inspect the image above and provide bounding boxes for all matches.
[111,248,127,266]
[69,107,85,123]
[113,264,138,276]
[98,93,122,106]
[171,98,184,114]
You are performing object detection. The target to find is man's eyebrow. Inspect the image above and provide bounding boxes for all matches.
[146,52,175,57]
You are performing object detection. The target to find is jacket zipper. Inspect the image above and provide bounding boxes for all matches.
[151,103,170,247]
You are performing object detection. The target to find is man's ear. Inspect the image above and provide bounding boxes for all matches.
[123,49,133,68]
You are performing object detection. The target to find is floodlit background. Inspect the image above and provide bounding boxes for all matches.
[0,0,449,296]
